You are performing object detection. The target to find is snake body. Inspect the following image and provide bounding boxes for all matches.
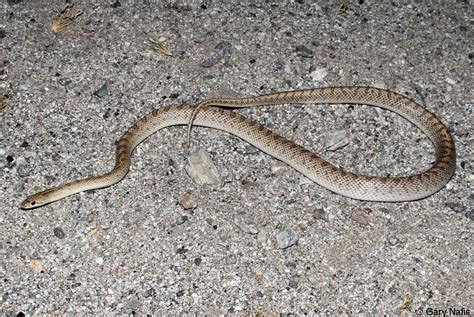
[20,87,456,209]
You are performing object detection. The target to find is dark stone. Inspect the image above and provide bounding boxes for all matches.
[295,45,314,58]
[53,227,66,239]
[215,41,232,57]
[176,247,188,254]
[466,209,473,220]
[93,83,108,98]
[17,164,32,177]
[446,202,465,214]
[144,287,156,298]
[288,278,298,289]
[59,78,72,86]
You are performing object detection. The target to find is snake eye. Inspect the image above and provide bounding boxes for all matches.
[31,201,36,206]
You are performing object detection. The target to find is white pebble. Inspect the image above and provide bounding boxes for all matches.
[95,256,104,265]
[275,228,299,249]
[310,68,328,81]
[271,161,288,174]
[445,77,456,85]
[325,130,349,151]
[185,149,221,185]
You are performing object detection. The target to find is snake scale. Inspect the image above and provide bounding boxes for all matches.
[20,87,456,209]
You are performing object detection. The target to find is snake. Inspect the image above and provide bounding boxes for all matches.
[20,86,456,209]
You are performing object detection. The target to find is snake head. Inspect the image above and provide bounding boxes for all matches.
[20,195,43,209]
[20,189,56,209]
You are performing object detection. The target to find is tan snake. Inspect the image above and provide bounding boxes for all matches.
[20,87,456,209]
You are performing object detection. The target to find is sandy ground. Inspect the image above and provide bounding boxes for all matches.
[1,0,472,315]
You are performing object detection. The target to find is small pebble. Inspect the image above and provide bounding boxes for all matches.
[15,156,26,165]
[445,201,463,213]
[95,257,104,265]
[23,151,36,159]
[191,292,201,302]
[310,68,328,81]
[312,208,327,221]
[388,237,399,246]
[288,278,298,289]
[93,83,108,98]
[351,210,369,226]
[30,260,43,273]
[144,288,156,298]
[176,214,188,225]
[325,130,349,151]
[445,77,456,85]
[362,207,373,214]
[112,0,121,8]
[17,164,32,177]
[176,246,188,254]
[224,255,237,265]
[295,45,314,58]
[215,41,232,56]
[185,150,221,185]
[275,228,299,249]
[177,192,198,210]
[466,210,474,221]
[233,212,259,234]
[379,207,391,214]
[256,229,269,246]
[271,161,289,174]
[18,84,31,91]
[53,227,66,239]
[58,78,72,86]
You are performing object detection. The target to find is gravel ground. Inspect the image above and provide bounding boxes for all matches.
[1,0,472,315]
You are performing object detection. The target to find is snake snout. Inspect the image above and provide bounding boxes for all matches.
[20,197,39,209]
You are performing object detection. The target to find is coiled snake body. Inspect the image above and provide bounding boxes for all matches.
[20,87,456,209]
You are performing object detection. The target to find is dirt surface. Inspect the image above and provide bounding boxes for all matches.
[1,0,472,315]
